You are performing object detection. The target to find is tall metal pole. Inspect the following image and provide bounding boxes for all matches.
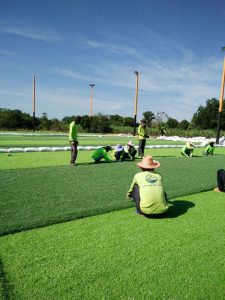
[33,75,36,132]
[133,71,139,136]
[89,83,95,117]
[216,48,225,143]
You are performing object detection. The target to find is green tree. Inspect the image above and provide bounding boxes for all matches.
[177,119,190,130]
[109,115,124,126]
[167,117,178,128]
[191,98,225,129]
[142,111,155,126]
[39,112,50,130]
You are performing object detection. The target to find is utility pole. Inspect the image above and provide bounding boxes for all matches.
[33,75,36,132]
[89,83,95,117]
[216,47,225,144]
[133,71,139,136]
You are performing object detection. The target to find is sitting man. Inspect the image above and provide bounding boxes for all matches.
[203,141,215,156]
[127,155,169,216]
[181,142,195,157]
[92,145,112,163]
[214,169,225,193]
[121,140,137,161]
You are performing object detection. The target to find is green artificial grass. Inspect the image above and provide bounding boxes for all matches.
[0,155,224,236]
[1,147,224,170]
[0,191,225,299]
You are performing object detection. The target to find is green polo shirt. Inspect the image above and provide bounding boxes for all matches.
[128,171,169,214]
[138,125,147,140]
[69,121,78,142]
[92,148,112,162]
[204,144,215,155]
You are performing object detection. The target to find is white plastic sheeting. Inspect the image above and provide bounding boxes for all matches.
[1,133,225,153]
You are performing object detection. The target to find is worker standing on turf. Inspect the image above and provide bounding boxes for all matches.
[181,142,195,158]
[127,155,169,216]
[138,119,149,158]
[203,141,215,156]
[69,116,82,166]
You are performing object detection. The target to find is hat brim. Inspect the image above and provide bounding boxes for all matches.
[136,160,160,169]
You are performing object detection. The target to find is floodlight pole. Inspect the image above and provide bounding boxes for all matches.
[32,75,36,132]
[133,71,139,136]
[89,83,95,117]
[216,47,225,144]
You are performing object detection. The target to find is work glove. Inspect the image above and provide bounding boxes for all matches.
[126,192,132,199]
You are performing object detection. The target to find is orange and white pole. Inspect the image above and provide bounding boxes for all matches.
[216,53,225,143]
[33,75,36,131]
[133,71,139,136]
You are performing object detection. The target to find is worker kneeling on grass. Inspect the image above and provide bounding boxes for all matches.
[127,155,169,216]
[203,141,215,156]
[113,144,124,161]
[121,140,137,161]
[181,142,195,158]
[92,145,113,163]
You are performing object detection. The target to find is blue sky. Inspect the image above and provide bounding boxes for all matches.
[0,0,225,121]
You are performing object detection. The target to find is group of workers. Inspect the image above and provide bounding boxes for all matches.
[92,141,137,163]
[181,141,215,157]
[68,115,224,218]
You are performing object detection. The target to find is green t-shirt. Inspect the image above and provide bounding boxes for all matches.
[138,125,147,140]
[204,144,215,155]
[92,148,112,162]
[128,171,169,214]
[69,121,78,142]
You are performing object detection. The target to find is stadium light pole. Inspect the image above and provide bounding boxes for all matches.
[32,75,36,132]
[89,83,95,117]
[133,71,139,136]
[216,47,225,144]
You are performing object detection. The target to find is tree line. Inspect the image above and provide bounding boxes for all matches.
[0,98,224,133]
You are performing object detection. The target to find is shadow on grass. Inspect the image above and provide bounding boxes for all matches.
[144,200,195,219]
[0,258,15,300]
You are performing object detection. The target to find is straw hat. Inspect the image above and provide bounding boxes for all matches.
[115,144,124,152]
[186,142,195,149]
[136,155,160,170]
[127,140,134,146]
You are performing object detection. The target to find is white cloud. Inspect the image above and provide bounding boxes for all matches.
[0,26,62,42]
[84,39,137,55]
[53,67,91,81]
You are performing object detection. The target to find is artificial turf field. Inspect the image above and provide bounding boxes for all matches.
[0,141,225,299]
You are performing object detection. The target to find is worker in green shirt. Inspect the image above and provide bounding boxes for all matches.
[127,155,169,216]
[92,145,113,163]
[69,116,82,166]
[181,142,195,158]
[203,141,215,155]
[138,119,149,158]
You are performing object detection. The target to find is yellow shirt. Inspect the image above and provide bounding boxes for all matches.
[69,121,78,142]
[128,171,169,214]
[138,125,147,140]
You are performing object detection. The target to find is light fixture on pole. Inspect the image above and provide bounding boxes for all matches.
[216,47,225,143]
[133,71,139,136]
[32,75,36,132]
[89,83,95,117]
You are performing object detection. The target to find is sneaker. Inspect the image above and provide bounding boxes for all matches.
[70,163,77,166]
